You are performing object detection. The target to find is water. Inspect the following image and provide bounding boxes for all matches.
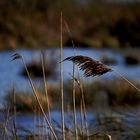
[1,48,140,138]
[2,109,140,137]
[0,48,140,99]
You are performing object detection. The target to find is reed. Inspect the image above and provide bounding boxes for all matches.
[76,77,89,139]
[64,55,140,94]
[60,11,65,140]
[80,99,84,139]
[13,87,17,140]
[2,106,10,140]
[72,61,79,140]
[40,51,53,139]
[64,18,79,140]
[11,53,59,140]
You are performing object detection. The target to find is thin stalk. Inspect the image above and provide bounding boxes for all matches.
[72,63,78,140]
[41,52,51,119]
[64,18,79,140]
[67,104,71,139]
[107,134,112,140]
[63,19,75,50]
[13,88,17,140]
[2,106,10,140]
[38,107,43,140]
[113,70,140,93]
[44,116,49,140]
[80,100,84,140]
[60,12,65,140]
[40,52,53,140]
[21,56,58,140]
[77,79,89,139]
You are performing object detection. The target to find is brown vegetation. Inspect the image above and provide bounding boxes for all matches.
[0,1,140,49]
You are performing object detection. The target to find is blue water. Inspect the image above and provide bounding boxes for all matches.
[1,48,140,137]
[0,110,95,136]
[0,48,140,99]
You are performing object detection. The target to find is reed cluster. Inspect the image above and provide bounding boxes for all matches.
[1,13,140,140]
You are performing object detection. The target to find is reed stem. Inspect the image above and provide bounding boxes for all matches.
[13,87,17,140]
[21,56,58,140]
[60,12,65,140]
[113,70,140,93]
[40,52,53,139]
[72,62,79,140]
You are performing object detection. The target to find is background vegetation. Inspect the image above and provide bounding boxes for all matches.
[0,0,140,50]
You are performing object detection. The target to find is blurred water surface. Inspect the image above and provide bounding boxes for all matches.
[0,48,140,99]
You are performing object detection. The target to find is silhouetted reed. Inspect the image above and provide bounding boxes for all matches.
[64,55,112,77]
[64,55,140,94]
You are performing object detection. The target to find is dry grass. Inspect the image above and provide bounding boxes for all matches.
[63,55,112,77]
[11,53,59,140]
[1,52,140,140]
[2,11,140,140]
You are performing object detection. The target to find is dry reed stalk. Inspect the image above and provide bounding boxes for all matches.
[72,62,79,140]
[74,76,89,139]
[2,106,10,140]
[42,117,45,140]
[13,87,17,140]
[63,18,79,140]
[11,53,59,140]
[41,52,51,118]
[107,134,112,140]
[66,103,71,139]
[43,117,49,140]
[63,19,75,48]
[40,52,53,140]
[38,107,42,140]
[80,100,84,139]
[79,81,89,139]
[60,12,65,140]
[114,70,140,92]
[64,55,140,94]
[89,133,112,140]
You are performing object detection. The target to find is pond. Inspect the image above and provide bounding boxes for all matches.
[0,48,140,100]
[1,109,140,139]
[1,48,140,139]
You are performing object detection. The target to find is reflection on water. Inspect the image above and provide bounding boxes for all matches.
[0,48,140,99]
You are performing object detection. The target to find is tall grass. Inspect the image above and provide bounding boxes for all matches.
[40,51,53,139]
[60,12,65,140]
[64,18,79,140]
[76,77,89,139]
[11,53,59,140]
[7,12,140,140]
[72,62,79,140]
[13,87,17,140]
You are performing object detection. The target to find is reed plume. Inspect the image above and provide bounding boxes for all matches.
[64,55,112,77]
[64,55,140,94]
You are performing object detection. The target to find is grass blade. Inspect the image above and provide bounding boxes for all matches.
[60,12,65,140]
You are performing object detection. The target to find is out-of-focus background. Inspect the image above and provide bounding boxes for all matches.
[1,0,140,139]
[0,0,140,49]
